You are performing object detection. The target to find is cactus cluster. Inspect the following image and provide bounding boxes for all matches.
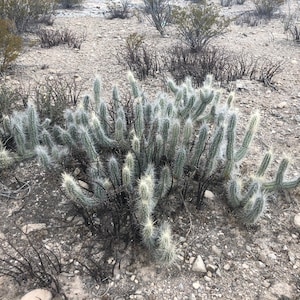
[1,73,299,263]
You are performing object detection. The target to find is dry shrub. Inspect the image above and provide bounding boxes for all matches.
[142,0,172,36]
[0,19,22,73]
[0,0,56,32]
[38,28,86,49]
[105,0,132,19]
[57,0,83,9]
[34,75,84,125]
[118,33,161,80]
[166,45,283,86]
[253,0,284,19]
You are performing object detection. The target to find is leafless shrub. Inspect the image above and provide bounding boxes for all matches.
[249,57,284,86]
[34,75,84,124]
[253,0,284,19]
[142,0,172,36]
[118,33,161,80]
[38,28,86,49]
[235,11,261,26]
[165,44,283,87]
[105,0,132,19]
[58,0,83,9]
[220,0,233,7]
[236,0,247,4]
[0,232,65,297]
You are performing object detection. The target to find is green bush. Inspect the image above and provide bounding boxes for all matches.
[2,74,299,263]
[172,4,230,52]
[0,19,22,72]
[0,0,56,32]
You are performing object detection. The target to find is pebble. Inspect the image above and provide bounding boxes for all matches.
[263,280,271,288]
[206,264,218,273]
[192,255,207,273]
[21,289,52,300]
[223,263,231,271]
[21,223,47,234]
[212,245,222,257]
[276,101,287,109]
[192,281,201,290]
[189,293,197,300]
[293,213,300,229]
[204,190,215,200]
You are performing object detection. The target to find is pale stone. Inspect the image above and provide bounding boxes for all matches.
[192,255,207,273]
[277,101,287,109]
[192,281,201,290]
[21,223,47,234]
[78,180,89,190]
[21,289,52,300]
[223,263,231,271]
[204,190,215,200]
[211,245,222,257]
[293,213,300,229]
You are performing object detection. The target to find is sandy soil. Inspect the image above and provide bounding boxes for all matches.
[0,0,300,299]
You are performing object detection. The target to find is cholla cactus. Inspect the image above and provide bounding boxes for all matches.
[1,72,299,264]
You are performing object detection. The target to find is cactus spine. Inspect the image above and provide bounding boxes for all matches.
[62,173,100,207]
[235,112,259,162]
[27,104,39,150]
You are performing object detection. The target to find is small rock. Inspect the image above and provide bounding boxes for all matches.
[293,213,300,229]
[223,263,231,271]
[192,281,201,290]
[216,268,222,277]
[192,255,207,273]
[277,101,287,109]
[22,223,47,234]
[206,264,218,273]
[204,190,215,200]
[189,293,197,300]
[78,180,89,190]
[263,280,271,288]
[204,276,211,282]
[211,245,222,257]
[21,289,52,300]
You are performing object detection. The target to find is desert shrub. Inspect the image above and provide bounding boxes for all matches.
[287,25,300,43]
[38,27,86,49]
[172,4,230,52]
[142,0,172,36]
[235,11,261,26]
[0,19,22,73]
[57,0,83,9]
[2,74,299,264]
[0,0,56,33]
[0,232,65,297]
[282,8,300,43]
[105,0,131,19]
[220,0,233,7]
[253,0,284,19]
[165,44,283,86]
[118,33,161,80]
[0,83,27,122]
[34,75,83,125]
